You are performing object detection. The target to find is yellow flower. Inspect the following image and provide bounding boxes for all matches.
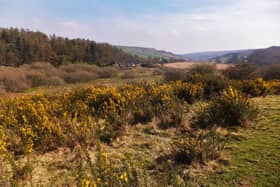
[81,179,91,187]
[119,172,128,183]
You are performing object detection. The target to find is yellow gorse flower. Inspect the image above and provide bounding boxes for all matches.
[223,86,240,100]
[119,172,128,183]
[0,126,7,153]
[82,179,97,187]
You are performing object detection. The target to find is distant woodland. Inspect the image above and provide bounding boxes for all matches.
[0,28,148,67]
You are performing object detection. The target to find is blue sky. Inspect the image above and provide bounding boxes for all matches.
[0,0,279,53]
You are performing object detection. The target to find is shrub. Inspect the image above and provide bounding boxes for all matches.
[163,68,187,82]
[263,65,280,80]
[130,100,154,125]
[98,67,118,78]
[26,71,49,87]
[238,78,272,97]
[0,67,30,92]
[59,64,100,83]
[191,86,259,128]
[26,71,65,87]
[59,63,99,73]
[186,73,228,98]
[188,64,216,75]
[171,129,227,165]
[59,63,118,82]
[22,62,60,77]
[140,63,160,68]
[148,84,186,128]
[120,71,136,79]
[157,97,185,129]
[172,81,204,104]
[74,142,146,187]
[63,71,98,83]
[152,69,163,76]
[273,82,280,94]
[0,84,6,95]
[223,62,261,80]
[48,76,65,86]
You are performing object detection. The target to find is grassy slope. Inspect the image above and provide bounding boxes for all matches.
[205,96,280,186]
[117,46,183,59]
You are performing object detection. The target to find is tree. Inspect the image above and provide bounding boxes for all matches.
[0,27,144,67]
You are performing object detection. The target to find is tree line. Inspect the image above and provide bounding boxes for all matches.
[0,28,146,67]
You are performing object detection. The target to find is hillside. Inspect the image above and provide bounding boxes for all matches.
[0,28,144,67]
[248,46,280,65]
[215,50,255,64]
[183,49,255,62]
[216,46,280,65]
[117,46,185,61]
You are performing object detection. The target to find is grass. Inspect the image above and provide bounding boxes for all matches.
[204,95,280,186]
[163,62,233,70]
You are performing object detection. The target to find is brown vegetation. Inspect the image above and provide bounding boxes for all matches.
[0,62,119,93]
[163,62,232,70]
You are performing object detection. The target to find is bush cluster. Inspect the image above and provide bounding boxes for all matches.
[0,62,118,92]
[191,86,259,128]
[0,80,273,185]
[171,129,227,165]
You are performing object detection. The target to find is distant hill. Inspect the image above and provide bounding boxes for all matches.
[183,49,255,62]
[117,46,185,61]
[215,50,256,64]
[248,46,280,65]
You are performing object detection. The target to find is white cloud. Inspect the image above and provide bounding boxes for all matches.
[92,0,280,53]
[0,0,279,53]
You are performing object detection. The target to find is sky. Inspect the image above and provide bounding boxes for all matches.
[0,0,279,53]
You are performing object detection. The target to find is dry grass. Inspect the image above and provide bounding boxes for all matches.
[163,62,233,70]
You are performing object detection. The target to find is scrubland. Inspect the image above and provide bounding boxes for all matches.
[0,63,280,186]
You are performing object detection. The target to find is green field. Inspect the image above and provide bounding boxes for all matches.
[205,96,280,186]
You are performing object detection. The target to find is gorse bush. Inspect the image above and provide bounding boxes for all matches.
[76,142,146,187]
[172,81,204,104]
[171,129,227,165]
[186,73,228,98]
[142,84,186,128]
[237,78,275,97]
[191,86,259,128]
[0,80,277,186]
[0,82,192,151]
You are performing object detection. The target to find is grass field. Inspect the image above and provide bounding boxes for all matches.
[204,96,280,186]
[163,62,233,70]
